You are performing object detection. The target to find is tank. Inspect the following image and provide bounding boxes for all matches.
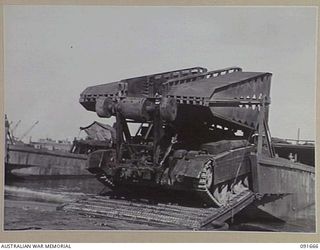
[79,66,273,207]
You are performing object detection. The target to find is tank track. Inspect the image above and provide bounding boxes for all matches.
[193,160,222,207]
[193,160,250,207]
[92,157,250,208]
[94,169,115,189]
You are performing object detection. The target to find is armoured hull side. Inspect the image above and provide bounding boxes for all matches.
[252,156,315,225]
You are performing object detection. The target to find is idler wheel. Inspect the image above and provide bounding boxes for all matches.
[195,160,222,207]
[196,161,250,207]
[199,162,213,189]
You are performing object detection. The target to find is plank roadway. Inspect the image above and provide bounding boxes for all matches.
[60,190,255,230]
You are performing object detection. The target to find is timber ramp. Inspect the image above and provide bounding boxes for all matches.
[60,190,254,230]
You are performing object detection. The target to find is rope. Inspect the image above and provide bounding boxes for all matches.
[158,134,178,185]
[228,132,253,223]
[159,134,178,167]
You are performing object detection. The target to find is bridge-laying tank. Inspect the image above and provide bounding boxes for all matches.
[79,67,272,207]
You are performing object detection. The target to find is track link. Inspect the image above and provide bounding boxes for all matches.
[193,160,250,207]
[91,168,115,189]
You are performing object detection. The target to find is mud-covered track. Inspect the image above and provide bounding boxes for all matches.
[60,190,254,230]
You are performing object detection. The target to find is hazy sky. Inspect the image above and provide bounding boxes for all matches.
[4,6,317,141]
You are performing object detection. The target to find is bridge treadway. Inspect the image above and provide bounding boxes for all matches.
[60,190,254,230]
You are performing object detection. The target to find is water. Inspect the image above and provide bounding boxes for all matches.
[5,176,104,197]
[4,176,119,230]
[4,176,201,231]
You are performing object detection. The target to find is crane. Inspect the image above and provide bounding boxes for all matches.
[19,121,39,141]
[10,120,21,136]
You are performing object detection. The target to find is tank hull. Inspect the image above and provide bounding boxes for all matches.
[87,141,254,207]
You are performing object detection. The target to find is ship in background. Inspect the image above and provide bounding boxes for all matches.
[272,136,314,167]
[4,115,115,178]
